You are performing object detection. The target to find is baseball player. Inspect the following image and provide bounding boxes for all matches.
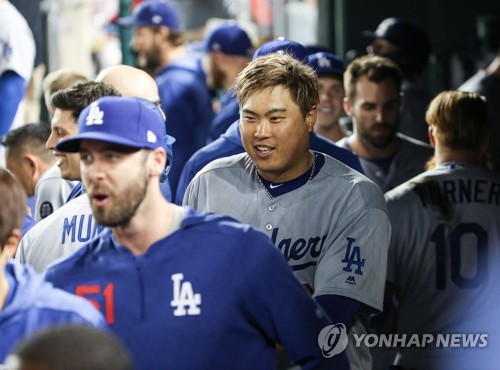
[384,91,500,369]
[203,22,254,142]
[117,0,214,200]
[174,38,364,205]
[363,18,431,143]
[337,55,433,192]
[308,51,348,142]
[17,67,173,273]
[2,123,75,222]
[45,96,336,370]
[184,53,391,370]
[0,0,35,167]
[15,81,119,272]
[0,168,104,362]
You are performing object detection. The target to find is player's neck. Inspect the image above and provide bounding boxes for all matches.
[434,147,484,167]
[160,45,187,71]
[112,189,173,255]
[315,123,346,143]
[349,133,400,159]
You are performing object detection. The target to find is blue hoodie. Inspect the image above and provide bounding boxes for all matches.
[0,261,105,361]
[156,52,214,199]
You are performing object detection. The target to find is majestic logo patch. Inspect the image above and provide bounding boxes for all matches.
[85,102,104,126]
[171,273,201,316]
[345,275,356,285]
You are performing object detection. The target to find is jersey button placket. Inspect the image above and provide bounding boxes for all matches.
[268,205,276,211]
[265,224,273,231]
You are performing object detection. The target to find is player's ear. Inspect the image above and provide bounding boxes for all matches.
[428,126,436,148]
[1,229,21,260]
[23,154,39,177]
[158,25,170,42]
[305,106,317,131]
[343,97,353,116]
[148,148,167,178]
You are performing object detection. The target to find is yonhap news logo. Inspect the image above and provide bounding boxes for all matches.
[318,324,488,357]
[353,333,488,349]
[317,323,349,357]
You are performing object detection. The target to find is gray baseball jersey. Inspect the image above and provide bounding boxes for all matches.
[385,162,500,368]
[184,152,391,370]
[34,164,76,222]
[16,193,104,272]
[338,133,433,192]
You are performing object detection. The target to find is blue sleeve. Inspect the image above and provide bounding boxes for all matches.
[0,71,25,136]
[315,294,360,327]
[243,231,349,369]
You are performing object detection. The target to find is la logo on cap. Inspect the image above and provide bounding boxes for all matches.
[318,55,332,68]
[86,102,104,126]
[152,15,163,24]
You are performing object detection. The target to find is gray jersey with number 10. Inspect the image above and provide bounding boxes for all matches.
[385,163,500,369]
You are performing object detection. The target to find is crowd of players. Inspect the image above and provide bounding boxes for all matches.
[1,1,500,369]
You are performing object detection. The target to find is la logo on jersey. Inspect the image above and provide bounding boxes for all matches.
[171,273,201,316]
[341,237,365,275]
[85,102,104,126]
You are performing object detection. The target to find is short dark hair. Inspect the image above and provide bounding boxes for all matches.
[13,325,135,370]
[2,123,54,164]
[51,81,121,122]
[234,53,319,118]
[0,168,26,248]
[344,55,402,101]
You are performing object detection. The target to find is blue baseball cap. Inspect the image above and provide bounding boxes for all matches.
[117,1,181,31]
[252,38,309,63]
[308,52,345,77]
[204,23,253,57]
[56,96,171,153]
[362,18,429,52]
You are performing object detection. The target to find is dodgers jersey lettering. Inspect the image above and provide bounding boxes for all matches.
[45,208,334,370]
[17,193,104,272]
[385,163,500,368]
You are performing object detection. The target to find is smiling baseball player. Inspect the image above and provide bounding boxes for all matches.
[184,52,391,370]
